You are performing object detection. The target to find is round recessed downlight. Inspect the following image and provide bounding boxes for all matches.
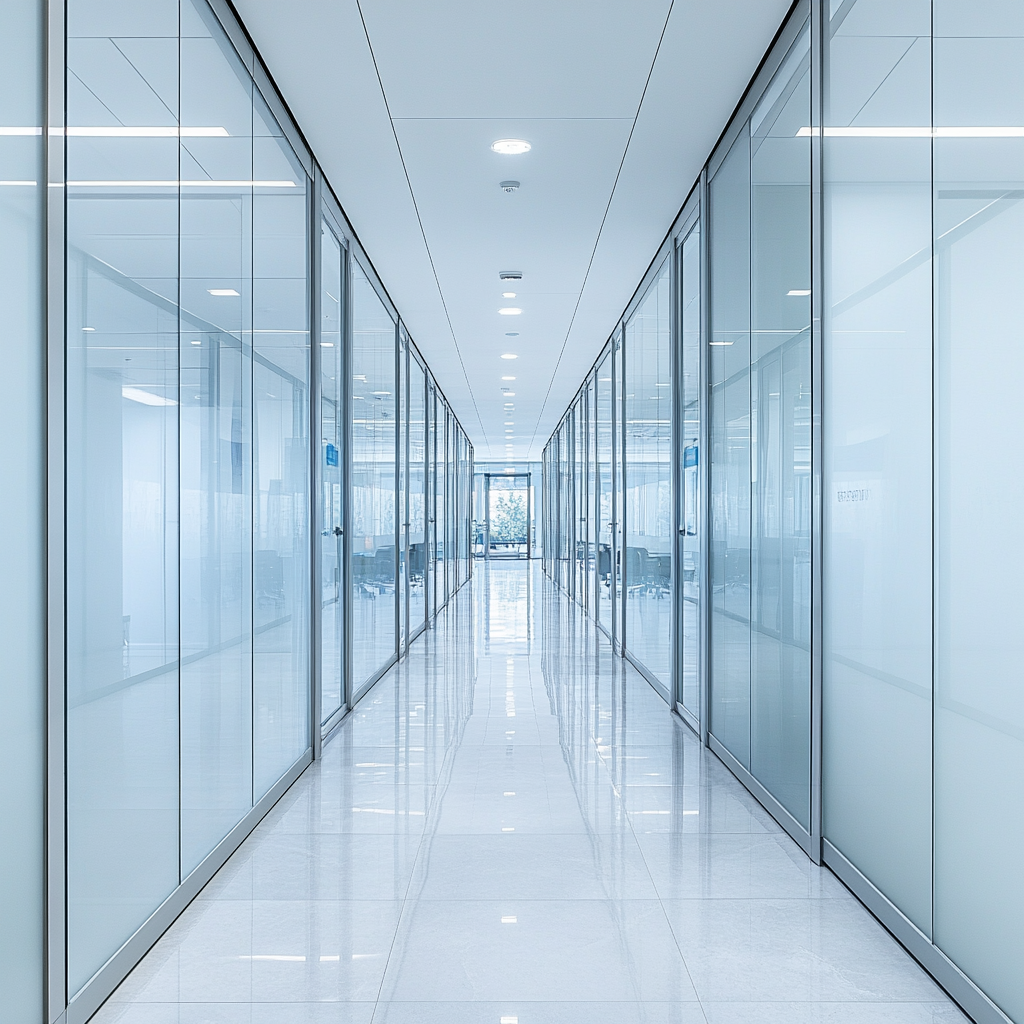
[498,307,521,316]
[502,292,516,298]
[502,376,516,381]
[501,353,518,360]
[491,139,531,155]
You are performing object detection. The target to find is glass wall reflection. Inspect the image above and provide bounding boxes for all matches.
[408,355,427,634]
[679,222,702,719]
[350,261,397,691]
[320,222,345,724]
[624,261,672,689]
[65,0,313,993]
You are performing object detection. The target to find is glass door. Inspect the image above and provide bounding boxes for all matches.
[485,473,531,558]
[319,221,344,725]
[398,334,408,654]
[678,219,702,723]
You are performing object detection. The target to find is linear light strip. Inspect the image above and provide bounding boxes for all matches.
[67,180,297,188]
[1,126,229,137]
[797,126,1024,138]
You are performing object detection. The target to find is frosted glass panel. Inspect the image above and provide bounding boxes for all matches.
[932,4,1024,1018]
[66,0,181,991]
[624,261,673,688]
[822,0,933,933]
[178,0,254,877]
[252,94,310,799]
[679,224,701,719]
[350,264,396,689]
[709,129,751,766]
[749,26,811,829]
[409,358,427,632]
[597,352,614,632]
[0,0,45,1016]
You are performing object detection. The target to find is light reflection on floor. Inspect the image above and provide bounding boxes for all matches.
[95,560,965,1024]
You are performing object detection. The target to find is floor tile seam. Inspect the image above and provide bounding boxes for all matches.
[598,667,710,1024]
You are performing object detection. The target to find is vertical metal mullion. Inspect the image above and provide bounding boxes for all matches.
[618,324,627,654]
[394,321,401,658]
[698,167,711,746]
[403,337,410,647]
[341,245,353,709]
[46,0,68,1016]
[309,170,323,757]
[808,0,825,863]
[609,340,617,649]
[671,240,683,709]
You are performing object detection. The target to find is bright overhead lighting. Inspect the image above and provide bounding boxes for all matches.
[502,376,516,381]
[81,326,95,332]
[491,138,531,155]
[504,421,514,425]
[788,289,811,296]
[122,386,177,407]
[797,125,1024,138]
[373,391,391,396]
[320,341,334,347]
[501,916,517,924]
[655,382,670,387]
[190,340,201,346]
[68,179,296,188]
[208,288,239,296]
[501,353,518,360]
[710,340,734,346]
[502,292,516,299]
[503,392,516,397]
[65,126,229,137]
[498,307,521,316]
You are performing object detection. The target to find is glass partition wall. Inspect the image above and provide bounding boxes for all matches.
[543,2,1024,1020]
[55,1,473,1019]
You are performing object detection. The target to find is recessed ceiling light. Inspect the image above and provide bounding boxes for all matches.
[502,376,516,381]
[498,307,521,316]
[787,289,811,296]
[502,292,516,299]
[320,342,334,347]
[190,340,201,346]
[208,288,239,296]
[491,139,530,155]
[372,391,391,396]
[501,353,518,359]
[503,392,516,397]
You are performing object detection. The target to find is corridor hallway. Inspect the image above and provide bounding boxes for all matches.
[96,561,965,1024]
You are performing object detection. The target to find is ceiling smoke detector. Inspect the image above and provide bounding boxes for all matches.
[499,271,523,282]
[500,180,520,194]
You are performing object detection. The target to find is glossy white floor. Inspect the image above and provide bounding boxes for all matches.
[95,561,967,1024]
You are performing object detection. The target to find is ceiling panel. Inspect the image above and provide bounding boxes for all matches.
[359,0,672,119]
[233,0,794,459]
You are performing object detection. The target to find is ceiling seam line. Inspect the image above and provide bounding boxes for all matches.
[354,0,489,449]
[527,0,676,457]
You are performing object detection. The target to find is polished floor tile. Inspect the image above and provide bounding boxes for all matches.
[94,562,969,1024]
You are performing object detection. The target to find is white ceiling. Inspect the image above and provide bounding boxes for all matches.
[232,0,792,460]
